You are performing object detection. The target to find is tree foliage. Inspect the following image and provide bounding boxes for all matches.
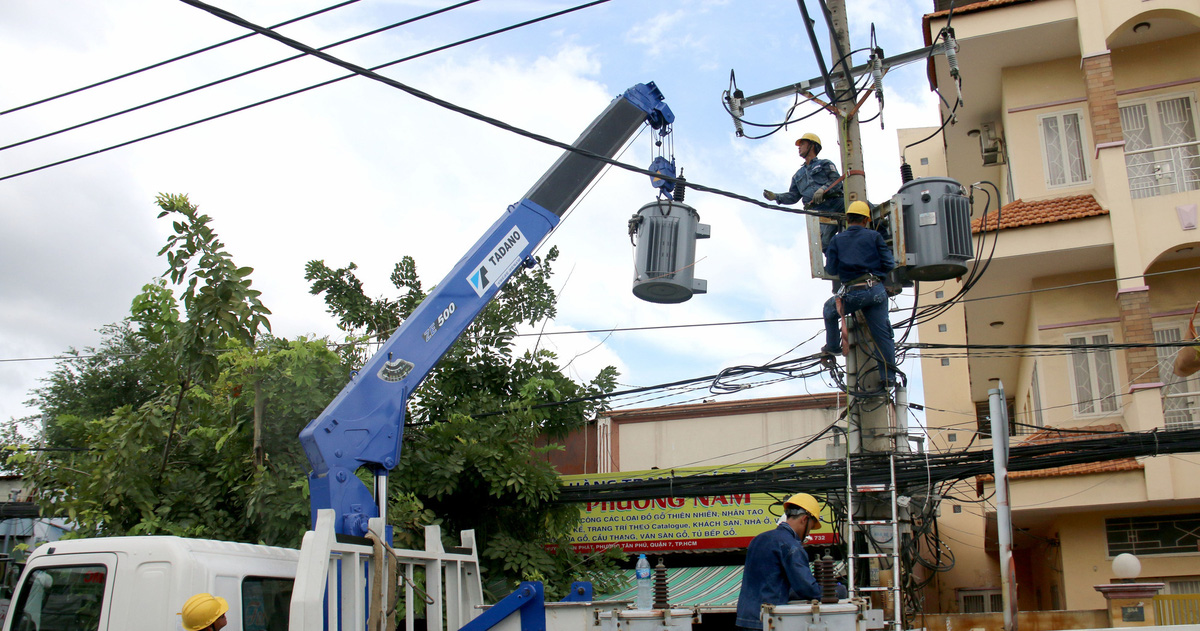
[305,246,624,598]
[5,194,345,548]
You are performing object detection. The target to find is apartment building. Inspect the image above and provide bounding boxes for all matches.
[904,0,1200,614]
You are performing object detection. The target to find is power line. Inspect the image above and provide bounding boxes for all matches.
[0,0,361,117]
[958,265,1200,305]
[2,0,482,153]
[554,427,1200,503]
[163,0,841,221]
[0,0,621,184]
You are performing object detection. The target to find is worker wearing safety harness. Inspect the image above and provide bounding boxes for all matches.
[763,133,844,251]
[821,201,897,386]
[735,493,823,630]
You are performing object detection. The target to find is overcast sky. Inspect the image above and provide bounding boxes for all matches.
[0,0,942,429]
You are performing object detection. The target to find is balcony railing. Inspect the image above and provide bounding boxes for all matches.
[1164,390,1200,431]
[1125,140,1200,199]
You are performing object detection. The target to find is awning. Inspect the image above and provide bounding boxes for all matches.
[596,566,743,612]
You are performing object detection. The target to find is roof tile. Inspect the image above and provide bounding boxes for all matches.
[926,0,1040,20]
[971,194,1108,233]
[977,424,1143,482]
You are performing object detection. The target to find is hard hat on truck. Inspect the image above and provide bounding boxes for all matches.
[180,593,229,631]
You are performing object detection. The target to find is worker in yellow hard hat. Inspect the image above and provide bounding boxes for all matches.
[734,493,823,630]
[821,201,898,388]
[179,593,229,631]
[762,132,845,252]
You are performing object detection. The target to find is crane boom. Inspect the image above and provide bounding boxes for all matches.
[299,83,674,537]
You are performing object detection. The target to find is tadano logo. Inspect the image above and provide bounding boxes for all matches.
[467,226,526,297]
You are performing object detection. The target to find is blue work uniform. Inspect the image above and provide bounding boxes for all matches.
[822,224,897,384]
[735,523,821,630]
[772,157,844,251]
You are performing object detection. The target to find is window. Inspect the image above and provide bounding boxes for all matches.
[1107,513,1200,556]
[1039,111,1090,188]
[1068,334,1117,415]
[975,398,1017,437]
[1154,325,1200,430]
[243,576,293,631]
[1121,94,1199,198]
[959,588,1004,613]
[9,565,107,631]
[1166,578,1200,595]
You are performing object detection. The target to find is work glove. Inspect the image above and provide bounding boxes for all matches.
[763,190,777,202]
[811,187,827,204]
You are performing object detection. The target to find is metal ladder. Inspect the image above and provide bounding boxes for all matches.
[845,451,902,629]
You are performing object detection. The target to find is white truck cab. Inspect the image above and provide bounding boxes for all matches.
[1,536,297,631]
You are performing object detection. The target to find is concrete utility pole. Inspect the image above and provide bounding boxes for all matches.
[819,1,908,625]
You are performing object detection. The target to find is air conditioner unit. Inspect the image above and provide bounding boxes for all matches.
[970,122,1006,166]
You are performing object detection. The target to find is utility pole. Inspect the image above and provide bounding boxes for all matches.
[818,1,908,626]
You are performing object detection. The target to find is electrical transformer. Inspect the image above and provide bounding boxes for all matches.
[630,199,710,303]
[896,177,973,281]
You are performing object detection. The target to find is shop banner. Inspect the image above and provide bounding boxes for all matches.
[561,462,837,553]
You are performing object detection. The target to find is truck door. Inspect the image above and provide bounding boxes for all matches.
[2,553,116,631]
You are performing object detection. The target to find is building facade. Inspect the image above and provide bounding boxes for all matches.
[905,0,1200,614]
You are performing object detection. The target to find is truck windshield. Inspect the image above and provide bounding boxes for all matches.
[8,565,106,631]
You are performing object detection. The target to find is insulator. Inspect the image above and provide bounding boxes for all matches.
[871,54,884,98]
[673,173,686,203]
[900,162,914,183]
[944,31,960,79]
[818,554,839,604]
[653,558,670,609]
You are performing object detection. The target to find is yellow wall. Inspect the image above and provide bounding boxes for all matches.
[614,406,840,471]
[1001,58,1092,202]
[1057,504,1200,610]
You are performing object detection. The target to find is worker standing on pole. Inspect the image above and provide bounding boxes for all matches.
[735,493,823,631]
[821,201,896,386]
[763,133,844,251]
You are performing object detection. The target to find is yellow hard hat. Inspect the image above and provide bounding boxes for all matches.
[784,493,822,519]
[847,201,871,218]
[795,132,822,149]
[180,593,229,631]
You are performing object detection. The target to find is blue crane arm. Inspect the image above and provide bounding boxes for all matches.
[299,83,673,537]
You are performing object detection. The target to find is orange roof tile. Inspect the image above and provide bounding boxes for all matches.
[926,0,1040,20]
[977,424,1143,483]
[971,194,1108,233]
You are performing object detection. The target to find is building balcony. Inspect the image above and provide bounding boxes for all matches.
[1125,140,1200,199]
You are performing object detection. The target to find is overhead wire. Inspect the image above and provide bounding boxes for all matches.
[0,0,362,117]
[1,0,484,153]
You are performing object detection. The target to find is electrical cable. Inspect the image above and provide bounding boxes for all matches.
[6,0,843,228]
[1,0,483,153]
[555,427,1200,503]
[0,0,362,117]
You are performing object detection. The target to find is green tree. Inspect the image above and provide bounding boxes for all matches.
[305,247,624,598]
[6,194,346,547]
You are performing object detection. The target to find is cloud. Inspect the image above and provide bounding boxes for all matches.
[0,0,940,424]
